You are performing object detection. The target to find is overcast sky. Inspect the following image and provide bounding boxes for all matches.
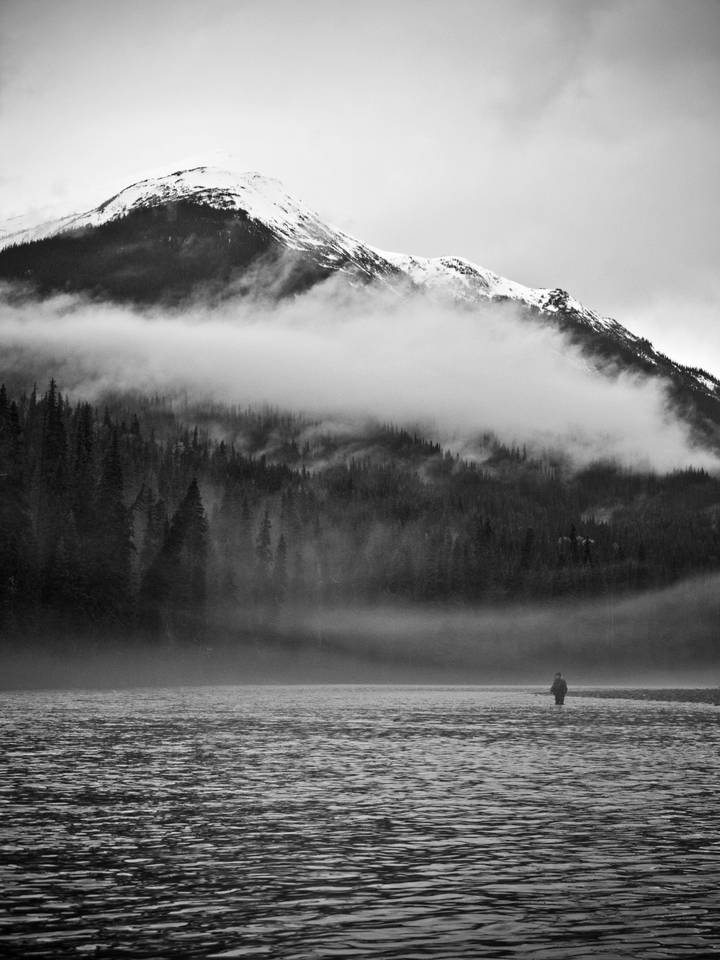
[1,0,719,371]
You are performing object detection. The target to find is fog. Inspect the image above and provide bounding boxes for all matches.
[0,279,715,472]
[294,571,720,683]
[2,573,718,690]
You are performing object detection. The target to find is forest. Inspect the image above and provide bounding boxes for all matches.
[1,379,719,649]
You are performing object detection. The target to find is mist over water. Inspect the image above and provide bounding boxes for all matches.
[0,280,715,472]
[3,573,718,690]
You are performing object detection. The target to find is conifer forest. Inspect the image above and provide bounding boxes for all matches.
[1,379,718,651]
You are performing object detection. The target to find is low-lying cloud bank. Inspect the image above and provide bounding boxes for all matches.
[294,570,720,681]
[2,573,718,689]
[0,279,715,471]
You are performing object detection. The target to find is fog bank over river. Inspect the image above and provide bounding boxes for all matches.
[2,573,718,690]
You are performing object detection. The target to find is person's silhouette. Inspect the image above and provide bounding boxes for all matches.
[550,672,568,705]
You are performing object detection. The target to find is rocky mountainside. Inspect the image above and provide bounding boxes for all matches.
[1,165,718,436]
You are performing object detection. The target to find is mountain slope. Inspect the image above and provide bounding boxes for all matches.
[1,165,718,433]
[0,167,400,288]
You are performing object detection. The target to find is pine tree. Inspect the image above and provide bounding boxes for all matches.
[37,381,70,610]
[140,478,208,641]
[254,506,273,602]
[71,402,95,537]
[178,478,208,612]
[273,533,288,604]
[139,494,168,575]
[0,397,35,626]
[88,429,134,623]
[40,380,67,494]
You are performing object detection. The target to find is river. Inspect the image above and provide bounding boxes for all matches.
[1,685,718,958]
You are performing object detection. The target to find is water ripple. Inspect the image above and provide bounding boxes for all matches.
[0,685,718,957]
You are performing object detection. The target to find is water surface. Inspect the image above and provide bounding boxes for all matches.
[1,685,718,958]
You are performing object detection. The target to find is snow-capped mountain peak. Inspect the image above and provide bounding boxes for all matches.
[0,164,718,405]
[2,166,330,251]
[0,166,399,280]
[0,165,648,325]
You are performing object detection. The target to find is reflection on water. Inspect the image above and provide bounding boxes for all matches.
[1,685,718,958]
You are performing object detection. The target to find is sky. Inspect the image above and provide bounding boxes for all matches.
[1,0,719,371]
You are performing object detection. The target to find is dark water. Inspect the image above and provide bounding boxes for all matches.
[575,688,720,706]
[1,686,718,959]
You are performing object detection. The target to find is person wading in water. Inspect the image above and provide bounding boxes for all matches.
[550,672,568,705]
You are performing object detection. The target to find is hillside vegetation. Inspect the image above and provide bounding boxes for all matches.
[2,381,719,649]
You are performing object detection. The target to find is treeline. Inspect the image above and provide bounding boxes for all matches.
[1,381,719,645]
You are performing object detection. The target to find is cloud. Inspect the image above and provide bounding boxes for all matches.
[288,569,720,683]
[0,279,716,472]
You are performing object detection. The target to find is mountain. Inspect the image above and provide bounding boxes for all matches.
[0,167,401,299]
[2,168,720,666]
[1,165,719,438]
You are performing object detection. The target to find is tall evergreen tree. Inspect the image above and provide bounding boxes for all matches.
[254,506,273,602]
[0,398,35,625]
[40,379,67,495]
[273,533,288,604]
[91,429,134,622]
[140,478,208,641]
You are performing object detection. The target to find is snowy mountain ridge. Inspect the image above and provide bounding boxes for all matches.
[1,165,718,400]
[0,166,612,315]
[0,167,396,283]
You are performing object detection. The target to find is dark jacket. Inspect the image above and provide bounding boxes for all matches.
[551,677,568,697]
